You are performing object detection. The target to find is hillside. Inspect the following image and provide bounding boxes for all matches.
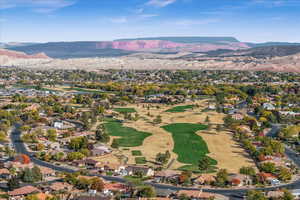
[115,37,240,44]
[221,45,300,58]
[0,49,49,59]
[9,42,134,58]
[8,38,249,58]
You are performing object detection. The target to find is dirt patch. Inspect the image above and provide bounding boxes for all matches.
[199,130,256,173]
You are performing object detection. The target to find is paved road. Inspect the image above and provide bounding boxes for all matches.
[9,124,300,199]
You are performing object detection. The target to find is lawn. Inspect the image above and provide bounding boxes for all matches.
[162,123,217,168]
[165,105,195,113]
[113,108,137,114]
[135,157,147,164]
[178,164,218,174]
[104,121,151,147]
[132,150,142,156]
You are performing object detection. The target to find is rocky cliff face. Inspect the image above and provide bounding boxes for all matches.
[0,49,49,59]
[95,40,249,52]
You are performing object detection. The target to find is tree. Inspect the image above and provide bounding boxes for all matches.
[22,167,35,183]
[215,169,228,187]
[259,162,276,173]
[198,156,211,172]
[7,176,20,190]
[155,151,170,165]
[95,129,110,143]
[282,189,295,200]
[47,129,57,142]
[25,194,39,200]
[205,116,210,123]
[240,166,256,176]
[153,115,162,124]
[111,139,119,149]
[90,177,104,192]
[67,152,85,161]
[32,166,43,181]
[277,167,292,182]
[246,190,267,200]
[136,186,156,198]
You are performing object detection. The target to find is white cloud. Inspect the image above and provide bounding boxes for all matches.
[138,14,159,19]
[175,19,219,26]
[147,0,176,7]
[0,0,76,12]
[109,17,128,24]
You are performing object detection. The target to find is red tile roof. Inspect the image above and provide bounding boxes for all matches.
[8,186,40,196]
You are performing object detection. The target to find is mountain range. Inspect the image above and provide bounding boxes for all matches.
[1,37,300,73]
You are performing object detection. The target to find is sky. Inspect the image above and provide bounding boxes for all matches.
[0,0,300,43]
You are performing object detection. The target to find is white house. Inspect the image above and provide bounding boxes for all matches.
[263,103,276,110]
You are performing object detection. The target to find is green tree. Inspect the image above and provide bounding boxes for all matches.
[282,189,295,200]
[240,166,256,176]
[260,162,276,173]
[22,167,35,183]
[32,166,43,181]
[215,169,228,187]
[7,176,20,190]
[246,190,267,200]
[198,156,211,172]
[111,139,119,149]
[136,186,156,198]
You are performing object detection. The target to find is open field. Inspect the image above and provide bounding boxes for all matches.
[162,123,217,167]
[104,120,152,147]
[113,108,136,113]
[104,100,255,173]
[165,105,195,113]
[200,129,256,173]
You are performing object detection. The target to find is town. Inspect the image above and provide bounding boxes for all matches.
[0,67,298,200]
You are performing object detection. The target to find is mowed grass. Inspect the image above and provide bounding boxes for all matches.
[132,150,142,156]
[165,105,195,113]
[114,108,137,113]
[135,157,147,164]
[104,121,151,147]
[162,123,217,167]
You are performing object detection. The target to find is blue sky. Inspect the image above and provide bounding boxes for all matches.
[1,0,300,43]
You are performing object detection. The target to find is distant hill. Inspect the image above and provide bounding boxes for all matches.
[9,42,134,58]
[247,42,300,48]
[8,39,249,58]
[0,42,38,49]
[115,37,240,44]
[221,45,300,58]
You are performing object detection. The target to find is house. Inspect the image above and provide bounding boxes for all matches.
[39,166,56,178]
[91,149,109,156]
[228,174,252,187]
[103,183,127,196]
[8,186,40,198]
[154,170,179,183]
[48,182,73,192]
[231,113,244,121]
[195,174,216,185]
[155,188,175,198]
[126,165,154,177]
[176,190,215,200]
[291,189,300,199]
[0,168,10,179]
[208,104,216,110]
[258,173,280,185]
[267,191,284,199]
[53,121,64,129]
[97,163,126,174]
[263,103,275,110]
[84,159,100,168]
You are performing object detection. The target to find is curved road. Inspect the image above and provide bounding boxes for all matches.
[10,124,300,199]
